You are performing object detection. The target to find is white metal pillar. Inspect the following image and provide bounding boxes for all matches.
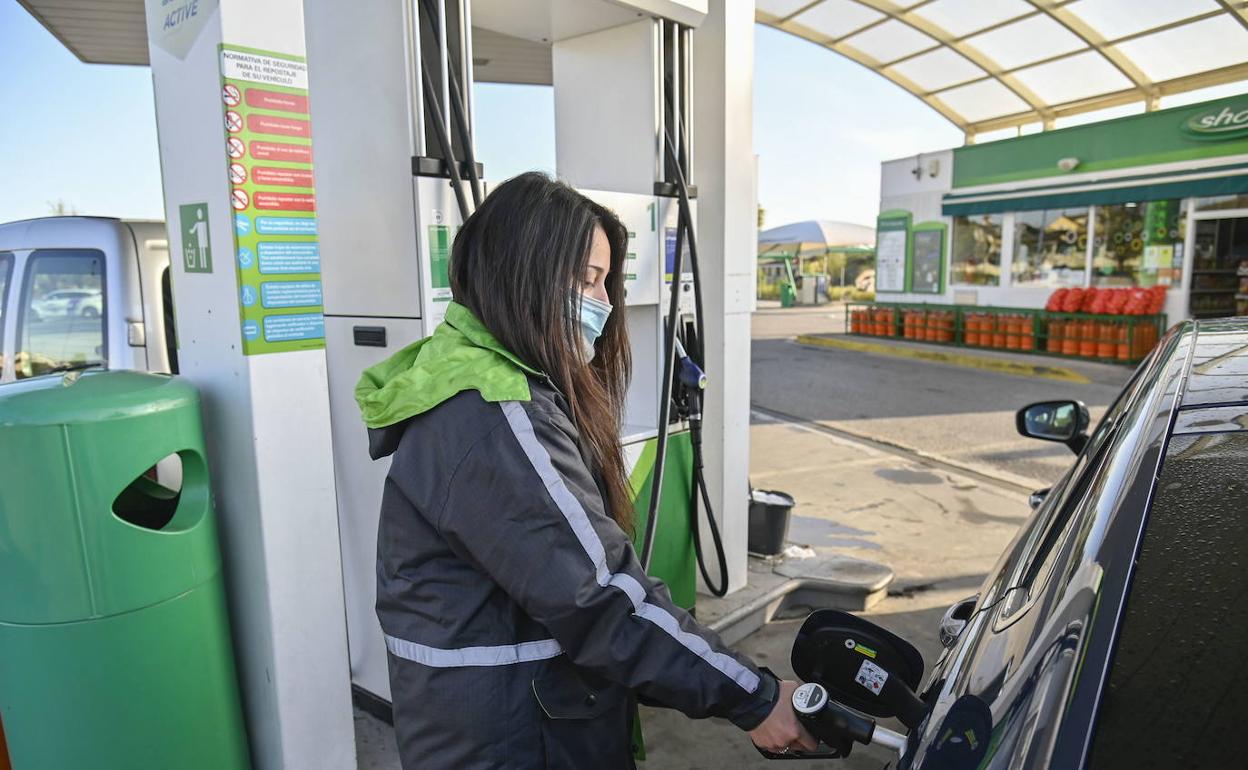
[142,2,355,768]
[693,0,756,593]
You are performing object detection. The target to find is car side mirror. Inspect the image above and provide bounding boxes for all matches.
[1016,400,1089,454]
[791,609,928,730]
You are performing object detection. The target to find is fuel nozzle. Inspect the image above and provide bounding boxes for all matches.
[756,683,908,761]
[793,683,876,748]
[673,335,706,392]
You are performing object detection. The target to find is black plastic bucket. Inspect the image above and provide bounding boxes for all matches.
[748,489,794,556]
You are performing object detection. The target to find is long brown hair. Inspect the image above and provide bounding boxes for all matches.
[449,172,634,533]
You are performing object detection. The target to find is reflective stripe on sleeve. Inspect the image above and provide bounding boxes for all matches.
[384,633,564,668]
[499,400,761,695]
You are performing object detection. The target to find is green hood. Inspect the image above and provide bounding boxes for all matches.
[354,302,543,429]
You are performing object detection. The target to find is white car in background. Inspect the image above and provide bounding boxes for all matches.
[29,288,103,321]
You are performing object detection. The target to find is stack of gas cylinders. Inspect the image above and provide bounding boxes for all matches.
[849,306,898,337]
[900,310,955,343]
[1043,286,1165,361]
[962,313,1035,351]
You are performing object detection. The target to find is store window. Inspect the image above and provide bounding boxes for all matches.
[1194,194,1248,212]
[17,250,107,379]
[950,214,1002,286]
[1092,200,1184,287]
[1012,208,1088,287]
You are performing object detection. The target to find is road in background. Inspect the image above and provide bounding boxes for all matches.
[751,303,1133,487]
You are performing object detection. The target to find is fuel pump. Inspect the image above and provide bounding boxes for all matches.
[636,21,730,597]
[305,0,484,708]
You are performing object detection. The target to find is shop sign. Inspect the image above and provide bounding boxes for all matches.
[1182,103,1248,140]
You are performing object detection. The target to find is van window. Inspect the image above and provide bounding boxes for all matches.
[17,250,106,379]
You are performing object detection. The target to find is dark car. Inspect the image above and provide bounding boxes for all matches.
[781,318,1248,769]
[901,317,1248,769]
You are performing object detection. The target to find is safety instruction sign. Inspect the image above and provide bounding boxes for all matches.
[180,202,213,273]
[219,44,324,355]
[875,211,911,294]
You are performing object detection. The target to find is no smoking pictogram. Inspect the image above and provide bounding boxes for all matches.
[228,163,248,185]
[226,137,245,158]
[222,84,241,107]
[231,189,250,211]
[225,110,244,133]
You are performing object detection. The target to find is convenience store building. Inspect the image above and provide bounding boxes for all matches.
[874,95,1248,322]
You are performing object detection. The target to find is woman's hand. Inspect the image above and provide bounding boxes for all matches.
[748,680,820,754]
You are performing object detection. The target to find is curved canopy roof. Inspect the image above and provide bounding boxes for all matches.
[756,0,1248,140]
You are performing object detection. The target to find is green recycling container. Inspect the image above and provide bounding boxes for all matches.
[779,282,796,308]
[0,371,249,770]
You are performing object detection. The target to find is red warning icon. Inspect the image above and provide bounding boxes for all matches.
[222,84,241,107]
[226,136,245,159]
[231,189,250,211]
[225,110,244,134]
[228,163,247,185]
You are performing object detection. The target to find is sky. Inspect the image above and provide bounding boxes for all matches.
[0,5,960,229]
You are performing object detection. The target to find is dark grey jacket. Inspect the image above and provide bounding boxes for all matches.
[369,377,778,769]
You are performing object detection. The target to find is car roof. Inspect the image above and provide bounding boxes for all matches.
[1180,317,1248,410]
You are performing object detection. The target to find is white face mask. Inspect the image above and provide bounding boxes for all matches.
[571,291,613,361]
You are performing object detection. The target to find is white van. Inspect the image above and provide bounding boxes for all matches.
[0,217,177,383]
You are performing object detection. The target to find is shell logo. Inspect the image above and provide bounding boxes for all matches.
[1182,104,1248,140]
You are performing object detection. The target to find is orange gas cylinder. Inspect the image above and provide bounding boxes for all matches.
[1116,324,1130,361]
[884,308,896,337]
[963,313,983,346]
[1096,322,1116,359]
[902,311,913,339]
[1046,319,1062,352]
[1004,315,1020,350]
[991,316,1006,348]
[1019,316,1035,351]
[1062,320,1081,356]
[941,312,954,343]
[964,314,980,346]
[1079,320,1097,358]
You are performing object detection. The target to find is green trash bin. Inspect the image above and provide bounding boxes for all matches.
[779,281,796,308]
[0,370,250,770]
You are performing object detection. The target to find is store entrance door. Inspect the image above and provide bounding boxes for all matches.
[1190,215,1248,319]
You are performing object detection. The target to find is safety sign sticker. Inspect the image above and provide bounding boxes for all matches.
[258,242,320,274]
[261,280,322,308]
[855,659,889,696]
[219,43,323,355]
[179,202,213,274]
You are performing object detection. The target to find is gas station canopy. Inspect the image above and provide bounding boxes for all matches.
[19,0,1248,138]
[755,0,1248,139]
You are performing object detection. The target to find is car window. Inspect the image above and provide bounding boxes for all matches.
[17,249,107,379]
[993,352,1157,624]
[1088,429,1248,769]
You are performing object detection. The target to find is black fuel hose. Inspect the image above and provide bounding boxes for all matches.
[419,0,483,207]
[638,124,730,597]
[420,63,469,222]
[638,174,686,571]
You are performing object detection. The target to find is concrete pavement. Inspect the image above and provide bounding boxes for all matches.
[751,305,1131,487]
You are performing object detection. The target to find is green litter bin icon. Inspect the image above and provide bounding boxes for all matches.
[0,370,250,769]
